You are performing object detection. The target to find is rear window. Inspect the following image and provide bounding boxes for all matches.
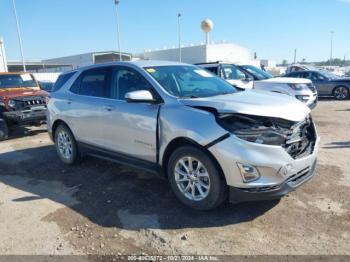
[0,74,37,89]
[52,72,76,92]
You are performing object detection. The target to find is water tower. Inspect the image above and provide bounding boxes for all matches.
[201,19,214,45]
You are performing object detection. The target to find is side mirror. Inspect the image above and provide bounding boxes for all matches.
[125,90,156,103]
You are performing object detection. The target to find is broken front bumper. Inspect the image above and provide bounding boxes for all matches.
[228,159,317,203]
[208,130,320,204]
[3,108,47,124]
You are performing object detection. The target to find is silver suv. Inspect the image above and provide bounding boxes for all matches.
[47,61,319,210]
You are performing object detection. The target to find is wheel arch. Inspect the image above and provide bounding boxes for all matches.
[161,137,227,185]
[52,119,73,141]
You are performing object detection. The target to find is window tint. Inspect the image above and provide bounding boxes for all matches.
[52,72,75,92]
[110,67,153,100]
[70,68,110,97]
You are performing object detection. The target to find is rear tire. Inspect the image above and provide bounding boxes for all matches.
[0,118,9,141]
[333,86,349,100]
[54,124,80,165]
[167,146,227,210]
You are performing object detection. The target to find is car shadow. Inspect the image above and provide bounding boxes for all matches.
[0,145,279,230]
[7,125,47,141]
[323,141,350,149]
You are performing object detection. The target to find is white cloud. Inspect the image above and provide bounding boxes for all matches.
[338,0,350,3]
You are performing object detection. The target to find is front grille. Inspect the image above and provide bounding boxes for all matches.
[307,83,317,93]
[10,96,46,111]
[283,117,316,159]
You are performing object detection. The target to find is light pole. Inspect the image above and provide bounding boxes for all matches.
[330,31,334,65]
[114,0,122,61]
[177,13,182,62]
[11,0,26,71]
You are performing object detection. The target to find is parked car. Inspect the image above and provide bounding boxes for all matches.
[284,70,350,100]
[47,61,319,210]
[286,64,319,74]
[0,72,48,141]
[39,81,55,92]
[196,62,318,109]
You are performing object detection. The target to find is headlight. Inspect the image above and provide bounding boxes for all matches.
[8,100,16,108]
[235,129,287,145]
[288,83,308,90]
[295,95,309,102]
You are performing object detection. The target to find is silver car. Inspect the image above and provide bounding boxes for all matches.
[47,61,319,210]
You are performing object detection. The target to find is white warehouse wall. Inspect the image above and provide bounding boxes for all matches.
[140,43,251,64]
[206,43,250,63]
[141,45,207,64]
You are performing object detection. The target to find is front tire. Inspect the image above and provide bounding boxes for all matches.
[333,86,349,100]
[0,118,9,141]
[167,146,227,210]
[54,124,79,165]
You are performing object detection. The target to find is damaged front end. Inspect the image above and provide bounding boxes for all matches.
[216,113,317,159]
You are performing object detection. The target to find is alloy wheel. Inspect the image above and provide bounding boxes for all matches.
[57,130,73,160]
[334,87,349,100]
[174,156,211,201]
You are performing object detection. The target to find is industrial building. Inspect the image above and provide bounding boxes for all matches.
[42,51,132,69]
[139,42,251,64]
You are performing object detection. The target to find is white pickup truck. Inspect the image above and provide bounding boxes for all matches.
[197,62,318,109]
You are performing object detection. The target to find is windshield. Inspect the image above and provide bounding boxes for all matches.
[240,65,273,80]
[144,65,237,98]
[319,70,341,80]
[0,74,37,89]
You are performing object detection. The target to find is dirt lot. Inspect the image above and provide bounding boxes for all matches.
[0,100,349,256]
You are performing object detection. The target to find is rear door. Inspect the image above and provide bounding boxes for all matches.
[64,67,112,146]
[98,66,160,163]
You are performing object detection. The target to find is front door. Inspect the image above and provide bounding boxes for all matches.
[98,66,160,163]
[64,67,112,147]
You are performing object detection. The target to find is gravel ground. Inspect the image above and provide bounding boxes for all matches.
[0,100,349,256]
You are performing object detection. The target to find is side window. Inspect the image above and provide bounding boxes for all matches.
[221,65,246,80]
[291,72,303,78]
[52,72,75,92]
[110,67,153,100]
[312,72,325,81]
[70,68,110,97]
[204,67,219,75]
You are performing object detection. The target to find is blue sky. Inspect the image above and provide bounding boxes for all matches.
[0,0,349,63]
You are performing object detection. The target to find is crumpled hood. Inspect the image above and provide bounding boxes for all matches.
[0,87,48,102]
[180,90,310,122]
[260,77,312,84]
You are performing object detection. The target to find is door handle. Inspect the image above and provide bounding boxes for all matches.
[67,99,73,105]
